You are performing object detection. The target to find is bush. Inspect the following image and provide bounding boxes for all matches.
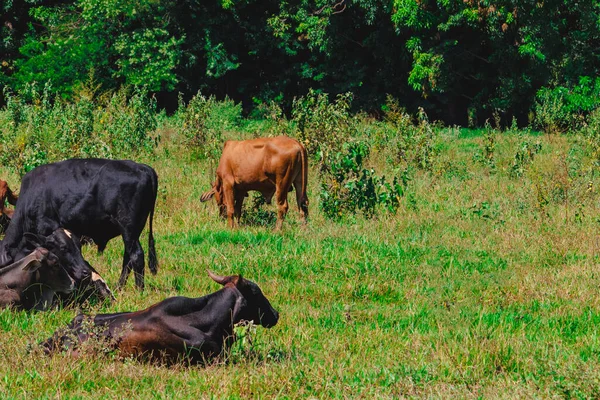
[179,91,242,160]
[472,120,497,170]
[240,193,277,227]
[249,100,293,137]
[292,89,355,163]
[534,77,600,133]
[96,88,159,156]
[0,84,159,176]
[320,142,407,220]
[581,107,600,171]
[387,107,439,171]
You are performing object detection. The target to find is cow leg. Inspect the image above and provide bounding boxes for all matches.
[294,180,308,224]
[274,187,289,231]
[222,180,236,229]
[234,192,245,225]
[118,232,145,290]
[130,241,145,290]
[117,252,132,290]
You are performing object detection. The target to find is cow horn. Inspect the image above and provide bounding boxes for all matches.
[200,189,215,203]
[207,269,230,285]
[23,232,46,247]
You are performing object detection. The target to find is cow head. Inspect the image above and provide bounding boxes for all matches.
[21,229,113,302]
[208,270,279,328]
[200,181,226,218]
[11,247,75,295]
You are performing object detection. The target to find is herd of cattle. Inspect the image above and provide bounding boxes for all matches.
[0,136,308,364]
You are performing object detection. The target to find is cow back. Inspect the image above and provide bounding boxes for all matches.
[2,159,156,257]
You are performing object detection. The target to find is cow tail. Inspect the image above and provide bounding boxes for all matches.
[148,170,159,275]
[300,142,309,209]
[6,185,17,206]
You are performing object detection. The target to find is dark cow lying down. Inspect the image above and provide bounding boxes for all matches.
[0,247,74,311]
[42,271,279,364]
[0,158,159,290]
[201,136,308,230]
[4,228,113,305]
[0,179,17,233]
[18,229,114,304]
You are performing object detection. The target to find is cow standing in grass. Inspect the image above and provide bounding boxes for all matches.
[200,136,309,230]
[0,159,159,290]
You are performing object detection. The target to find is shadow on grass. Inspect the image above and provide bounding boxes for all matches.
[240,193,277,228]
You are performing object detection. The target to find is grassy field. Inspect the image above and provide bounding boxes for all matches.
[1,123,600,398]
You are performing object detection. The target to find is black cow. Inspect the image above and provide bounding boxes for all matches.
[42,271,279,364]
[0,158,159,290]
[0,247,75,310]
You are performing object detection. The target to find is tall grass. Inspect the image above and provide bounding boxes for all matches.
[0,94,600,397]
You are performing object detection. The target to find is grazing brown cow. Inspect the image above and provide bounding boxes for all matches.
[200,136,308,230]
[0,180,18,233]
[42,271,279,364]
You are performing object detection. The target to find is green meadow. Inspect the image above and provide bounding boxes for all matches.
[1,100,600,398]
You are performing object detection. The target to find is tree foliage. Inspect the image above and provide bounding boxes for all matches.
[1,0,599,125]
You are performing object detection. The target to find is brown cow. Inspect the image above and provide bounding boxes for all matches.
[0,180,18,233]
[200,136,308,230]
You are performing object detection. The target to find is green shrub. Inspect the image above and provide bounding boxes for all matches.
[581,107,600,171]
[96,88,159,157]
[534,77,600,133]
[292,89,355,163]
[320,142,406,220]
[240,193,277,227]
[510,129,542,179]
[249,100,292,137]
[0,85,159,176]
[472,120,496,170]
[388,107,439,171]
[180,91,242,160]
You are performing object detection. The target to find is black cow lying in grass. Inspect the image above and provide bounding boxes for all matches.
[0,247,75,311]
[42,271,279,364]
[2,229,114,306]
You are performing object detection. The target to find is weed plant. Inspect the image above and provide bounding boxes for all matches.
[292,89,355,163]
[179,91,242,161]
[0,84,158,176]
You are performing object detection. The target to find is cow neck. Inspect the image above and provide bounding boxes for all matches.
[0,258,30,282]
[0,221,22,262]
[193,285,245,336]
[0,241,12,268]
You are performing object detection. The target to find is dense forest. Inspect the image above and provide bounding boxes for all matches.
[1,0,599,126]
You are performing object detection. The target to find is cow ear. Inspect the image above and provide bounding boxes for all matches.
[23,232,46,247]
[16,248,47,272]
[234,274,246,287]
[22,259,43,273]
[200,189,215,202]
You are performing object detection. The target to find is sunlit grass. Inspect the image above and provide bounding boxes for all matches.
[1,126,599,397]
